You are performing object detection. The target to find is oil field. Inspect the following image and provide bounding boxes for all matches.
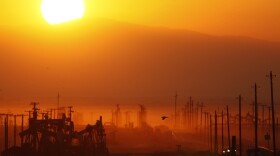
[1,0,280,156]
[0,79,280,156]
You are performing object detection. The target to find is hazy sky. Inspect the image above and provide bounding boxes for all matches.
[1,0,280,41]
[1,0,280,124]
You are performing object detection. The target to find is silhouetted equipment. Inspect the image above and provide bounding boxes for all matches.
[222,110,224,152]
[5,115,8,150]
[196,102,199,128]
[214,111,218,155]
[231,136,236,156]
[267,71,277,156]
[0,113,13,150]
[161,116,168,120]
[227,105,231,148]
[238,95,242,156]
[1,103,109,156]
[209,114,212,152]
[13,114,24,147]
[206,112,210,150]
[254,83,259,156]
[265,132,271,148]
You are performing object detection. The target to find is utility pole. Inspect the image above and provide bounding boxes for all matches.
[1,113,13,150]
[20,114,27,146]
[227,105,231,148]
[196,103,199,129]
[214,111,218,155]
[14,115,16,146]
[204,112,208,141]
[207,112,210,149]
[5,115,8,150]
[13,114,25,147]
[222,110,224,152]
[267,71,276,156]
[238,95,242,156]
[254,83,258,155]
[210,114,212,152]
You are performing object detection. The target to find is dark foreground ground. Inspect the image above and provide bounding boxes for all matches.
[111,151,214,156]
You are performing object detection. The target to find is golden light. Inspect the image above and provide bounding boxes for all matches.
[41,0,85,24]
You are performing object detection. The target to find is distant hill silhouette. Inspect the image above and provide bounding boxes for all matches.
[0,18,280,108]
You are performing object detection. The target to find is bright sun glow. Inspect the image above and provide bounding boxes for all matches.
[41,0,85,24]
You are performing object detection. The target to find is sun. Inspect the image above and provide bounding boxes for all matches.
[41,0,85,24]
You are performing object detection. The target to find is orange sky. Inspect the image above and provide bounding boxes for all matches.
[1,0,280,124]
[0,0,280,41]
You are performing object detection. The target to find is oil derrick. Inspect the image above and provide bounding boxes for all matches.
[78,116,109,156]
[2,103,109,156]
[138,104,147,128]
